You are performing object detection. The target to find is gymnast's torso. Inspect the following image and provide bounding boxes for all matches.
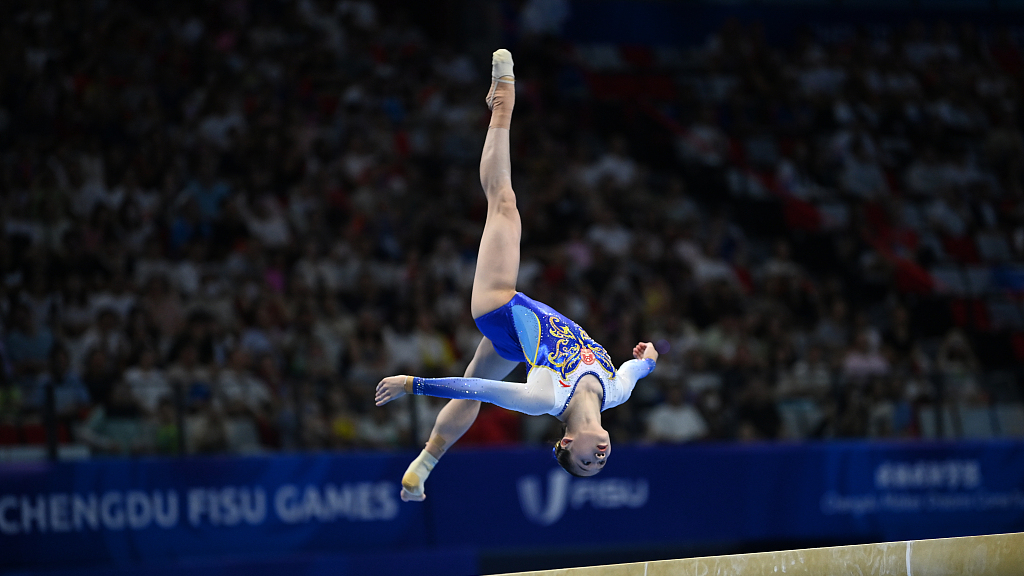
[474,292,652,417]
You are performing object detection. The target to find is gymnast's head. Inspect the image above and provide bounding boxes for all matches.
[553,426,610,477]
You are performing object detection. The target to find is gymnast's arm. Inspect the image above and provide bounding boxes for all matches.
[616,341,659,394]
[375,373,554,416]
[616,358,657,394]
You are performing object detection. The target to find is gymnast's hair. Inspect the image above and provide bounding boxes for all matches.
[553,424,587,478]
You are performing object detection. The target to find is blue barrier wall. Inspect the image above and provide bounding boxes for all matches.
[2,441,1024,573]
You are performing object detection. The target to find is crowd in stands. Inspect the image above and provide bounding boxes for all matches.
[2,0,1023,457]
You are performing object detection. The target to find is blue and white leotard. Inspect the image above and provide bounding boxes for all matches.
[410,293,655,417]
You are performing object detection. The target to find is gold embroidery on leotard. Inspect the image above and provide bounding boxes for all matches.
[544,317,615,380]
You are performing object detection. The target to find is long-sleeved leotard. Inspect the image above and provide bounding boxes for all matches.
[406,292,657,417]
[410,357,656,417]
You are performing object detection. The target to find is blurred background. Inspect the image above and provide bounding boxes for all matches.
[1,0,1024,574]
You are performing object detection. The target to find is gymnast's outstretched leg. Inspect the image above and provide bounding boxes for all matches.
[471,48,519,319]
[399,49,521,502]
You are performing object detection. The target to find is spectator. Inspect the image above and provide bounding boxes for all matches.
[5,304,54,385]
[285,305,335,383]
[904,148,945,196]
[937,330,981,403]
[326,387,359,449]
[124,309,162,363]
[151,398,180,455]
[20,274,58,333]
[778,345,832,400]
[218,349,273,419]
[644,385,709,443]
[735,378,782,440]
[181,160,231,222]
[89,273,137,321]
[680,106,729,167]
[72,309,129,376]
[348,312,390,391]
[166,343,213,410]
[80,348,119,406]
[882,305,915,365]
[866,377,912,438]
[587,208,634,259]
[814,300,850,352]
[685,351,722,395]
[761,240,803,282]
[842,332,891,384]
[29,345,91,420]
[123,348,171,415]
[840,142,888,199]
[142,276,185,339]
[59,275,94,338]
[836,387,870,438]
[239,302,282,358]
[696,388,728,439]
[383,309,420,373]
[242,196,292,249]
[79,381,151,455]
[581,136,638,189]
[0,367,22,424]
[357,404,405,450]
[414,313,456,375]
[187,406,230,455]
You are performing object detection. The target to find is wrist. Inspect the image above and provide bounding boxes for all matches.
[404,376,414,394]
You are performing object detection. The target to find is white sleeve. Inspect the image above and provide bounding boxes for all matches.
[411,375,554,416]
[616,358,657,398]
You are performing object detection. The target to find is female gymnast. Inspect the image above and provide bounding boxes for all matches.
[374,49,658,502]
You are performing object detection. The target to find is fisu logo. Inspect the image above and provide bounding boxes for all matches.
[517,469,649,526]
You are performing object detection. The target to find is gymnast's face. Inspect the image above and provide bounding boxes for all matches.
[562,428,611,476]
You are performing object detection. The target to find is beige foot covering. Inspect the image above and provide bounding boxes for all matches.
[486,48,515,129]
[400,469,427,502]
[400,437,446,502]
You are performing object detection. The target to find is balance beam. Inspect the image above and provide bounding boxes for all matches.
[502,532,1024,576]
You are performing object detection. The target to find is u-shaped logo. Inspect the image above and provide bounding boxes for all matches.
[517,469,649,526]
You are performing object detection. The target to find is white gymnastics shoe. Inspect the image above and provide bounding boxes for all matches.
[486,49,515,110]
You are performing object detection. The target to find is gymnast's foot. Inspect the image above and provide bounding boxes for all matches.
[400,449,438,502]
[486,49,515,125]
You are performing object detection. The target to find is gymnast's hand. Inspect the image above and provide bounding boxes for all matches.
[375,375,409,406]
[633,342,658,362]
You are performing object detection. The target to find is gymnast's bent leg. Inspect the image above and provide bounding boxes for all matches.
[400,338,518,502]
[399,49,520,502]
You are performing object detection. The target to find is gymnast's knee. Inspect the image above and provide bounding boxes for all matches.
[487,189,517,215]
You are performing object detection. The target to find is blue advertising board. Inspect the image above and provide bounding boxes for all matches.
[2,441,1023,572]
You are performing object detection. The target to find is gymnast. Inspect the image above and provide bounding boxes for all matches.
[374,49,658,502]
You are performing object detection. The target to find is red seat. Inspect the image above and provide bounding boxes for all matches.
[22,424,46,445]
[21,423,70,445]
[950,298,992,331]
[0,424,19,445]
[943,235,981,264]
[620,46,654,69]
[950,299,969,327]
[1012,333,1024,361]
